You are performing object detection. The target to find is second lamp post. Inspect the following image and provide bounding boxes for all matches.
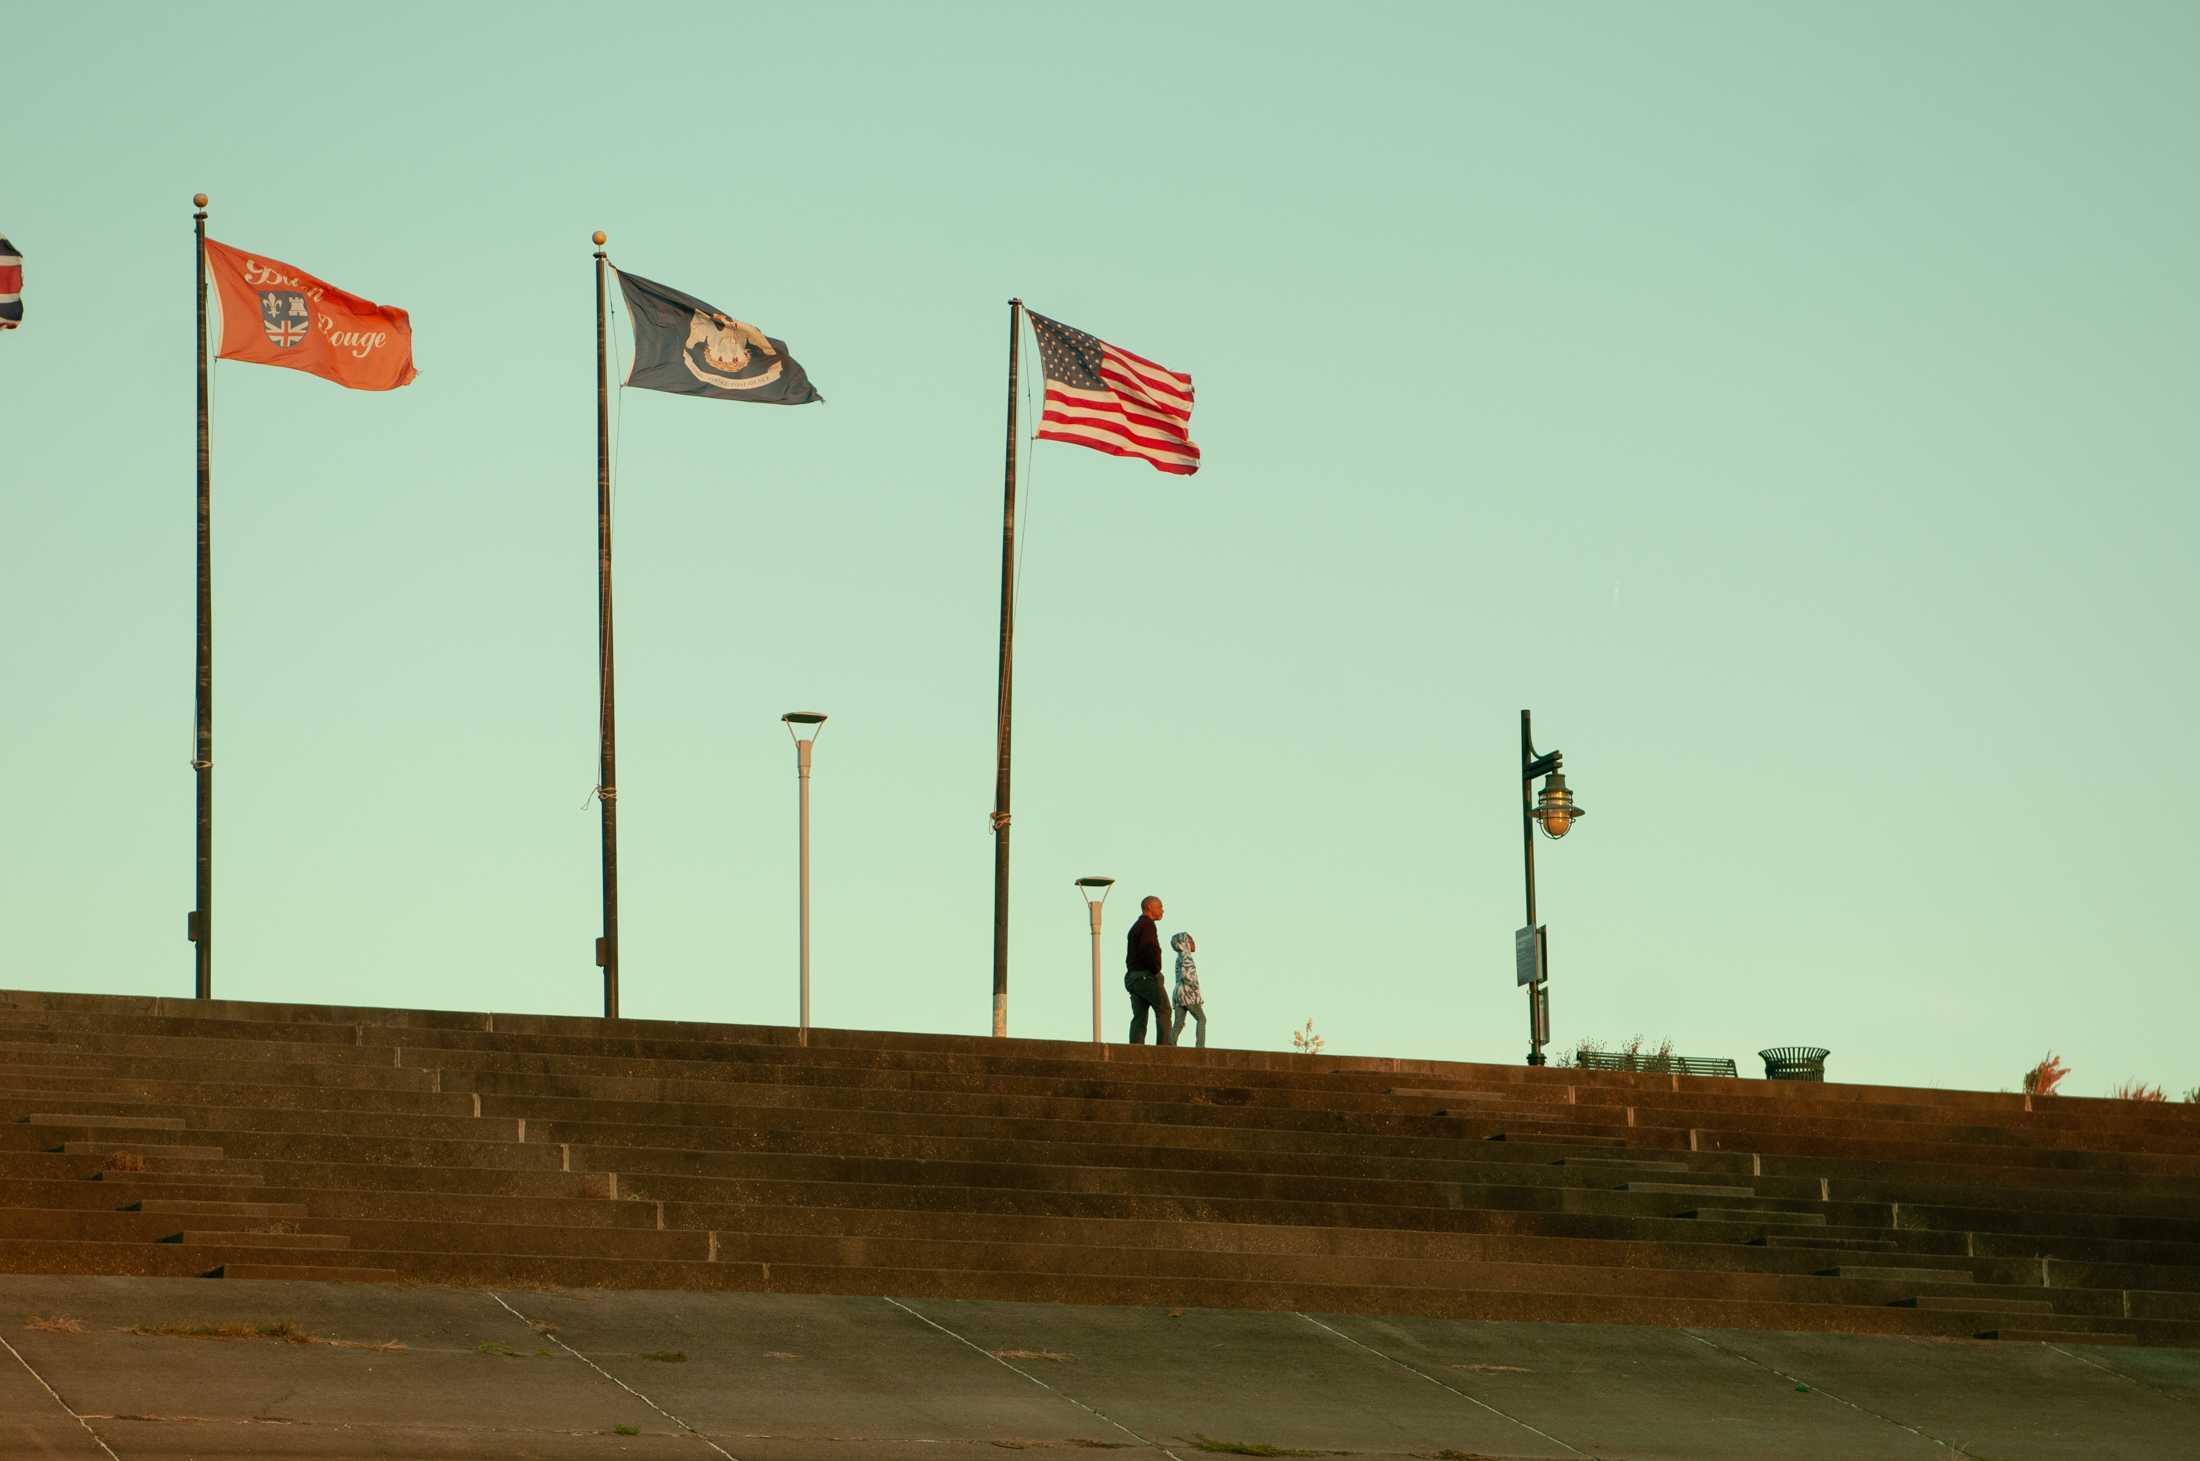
[1518,708,1584,1066]
[1075,877,1116,1044]
[783,712,826,1047]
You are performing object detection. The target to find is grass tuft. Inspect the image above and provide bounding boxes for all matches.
[25,1314,83,1334]
[104,1151,147,1173]
[476,1340,523,1357]
[991,1348,1072,1363]
[130,1320,314,1344]
[639,1349,687,1363]
[1190,1439,1322,1457]
[613,1424,640,1436]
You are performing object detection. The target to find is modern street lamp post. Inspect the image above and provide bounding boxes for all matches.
[1075,877,1116,1045]
[783,712,827,1047]
[1519,709,1585,1066]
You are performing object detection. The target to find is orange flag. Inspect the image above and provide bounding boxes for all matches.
[204,238,416,391]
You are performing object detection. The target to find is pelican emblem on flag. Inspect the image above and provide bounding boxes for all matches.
[258,290,311,349]
[683,311,784,391]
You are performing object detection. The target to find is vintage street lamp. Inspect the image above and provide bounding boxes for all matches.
[1519,710,1585,1066]
[783,712,827,1047]
[1075,877,1116,1045]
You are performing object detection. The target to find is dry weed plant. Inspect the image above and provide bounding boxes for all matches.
[2022,1052,2070,1097]
[25,1314,83,1334]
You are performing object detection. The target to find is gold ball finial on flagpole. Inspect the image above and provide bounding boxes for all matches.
[592,231,607,246]
[193,193,208,208]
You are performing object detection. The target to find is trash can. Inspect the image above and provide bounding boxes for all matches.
[1759,1046,1830,1082]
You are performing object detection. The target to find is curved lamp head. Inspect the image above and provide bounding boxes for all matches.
[1075,875,1116,908]
[782,711,827,745]
[1531,772,1583,840]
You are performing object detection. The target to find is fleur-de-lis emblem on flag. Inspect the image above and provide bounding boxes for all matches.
[258,290,310,349]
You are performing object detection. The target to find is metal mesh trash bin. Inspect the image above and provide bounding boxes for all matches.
[1759,1046,1829,1082]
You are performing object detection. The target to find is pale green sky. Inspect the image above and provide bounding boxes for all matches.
[4,2,2195,1096]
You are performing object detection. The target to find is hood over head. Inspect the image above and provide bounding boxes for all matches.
[1170,932,1195,953]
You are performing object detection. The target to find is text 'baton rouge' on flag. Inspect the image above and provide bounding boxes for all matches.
[1028,310,1198,475]
[203,239,416,391]
[613,269,821,404]
[0,236,20,330]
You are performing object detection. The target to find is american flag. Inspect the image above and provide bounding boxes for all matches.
[0,237,20,330]
[1029,310,1199,476]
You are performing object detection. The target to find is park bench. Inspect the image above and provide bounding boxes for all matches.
[1575,1052,1738,1078]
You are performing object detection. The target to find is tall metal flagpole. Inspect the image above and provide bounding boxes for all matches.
[989,299,1022,1038]
[593,231,621,1019]
[190,192,213,999]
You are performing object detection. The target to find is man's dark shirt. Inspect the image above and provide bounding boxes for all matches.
[1125,913,1161,975]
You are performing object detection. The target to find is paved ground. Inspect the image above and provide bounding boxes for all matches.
[0,1276,2193,1459]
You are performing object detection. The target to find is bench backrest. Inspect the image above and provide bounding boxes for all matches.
[1575,1052,1738,1078]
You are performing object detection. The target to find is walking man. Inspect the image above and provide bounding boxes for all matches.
[1124,894,1174,1045]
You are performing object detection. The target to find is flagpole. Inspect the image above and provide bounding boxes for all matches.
[593,231,621,1020]
[191,192,213,1000]
[990,298,1022,1038]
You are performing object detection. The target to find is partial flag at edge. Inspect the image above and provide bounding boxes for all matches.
[0,237,20,330]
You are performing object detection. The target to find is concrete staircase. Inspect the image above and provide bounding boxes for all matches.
[3,987,2198,1345]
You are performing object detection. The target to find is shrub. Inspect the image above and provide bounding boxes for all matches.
[2108,1081,2166,1102]
[1557,1035,1675,1073]
[2022,1052,2069,1097]
[1290,1020,1324,1057]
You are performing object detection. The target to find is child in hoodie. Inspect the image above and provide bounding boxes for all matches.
[1169,932,1206,1048]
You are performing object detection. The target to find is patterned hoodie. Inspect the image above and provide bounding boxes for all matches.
[1170,932,1202,1010]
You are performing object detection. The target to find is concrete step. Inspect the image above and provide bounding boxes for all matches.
[1623,1183,1757,1198]
[1830,1266,1974,1284]
[24,1113,186,1131]
[61,1141,226,1162]
[1901,1296,2054,1314]
[133,1200,310,1220]
[1557,1158,1692,1172]
[1766,1235,1898,1251]
[216,1262,399,1283]
[1690,1209,1829,1226]
[175,1230,353,1250]
[1979,1329,2137,1345]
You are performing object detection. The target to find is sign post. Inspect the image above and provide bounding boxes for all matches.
[1515,924,1548,1062]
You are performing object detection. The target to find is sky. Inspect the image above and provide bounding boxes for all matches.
[4,2,2196,1098]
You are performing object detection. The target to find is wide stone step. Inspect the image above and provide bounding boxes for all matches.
[1766,1235,1898,1250]
[98,1170,265,1186]
[1901,1296,2053,1314]
[216,1262,399,1282]
[1689,1208,1828,1226]
[1557,1157,1691,1172]
[133,1199,309,1220]
[25,1113,186,1131]
[62,1141,226,1162]
[1979,1328,2136,1345]
[1830,1265,1974,1283]
[2129,1290,2200,1320]
[1623,1183,1756,1198]
[176,1230,353,1250]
